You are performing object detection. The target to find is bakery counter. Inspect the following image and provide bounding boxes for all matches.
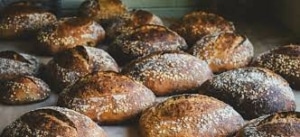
[0,18,300,137]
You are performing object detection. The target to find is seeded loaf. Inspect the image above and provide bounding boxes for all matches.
[0,51,41,80]
[122,51,213,96]
[0,1,57,39]
[252,44,300,90]
[109,25,188,65]
[200,67,296,120]
[57,71,156,125]
[1,106,107,137]
[170,11,235,46]
[42,46,119,93]
[236,111,300,137]
[0,75,50,105]
[139,94,244,137]
[189,32,254,73]
[36,17,105,55]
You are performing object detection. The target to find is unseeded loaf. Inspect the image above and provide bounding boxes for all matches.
[36,17,105,55]
[189,32,254,73]
[57,71,156,125]
[236,111,300,137]
[1,106,107,137]
[122,51,213,96]
[0,1,57,39]
[0,75,50,105]
[252,44,300,90]
[42,46,119,93]
[139,94,244,137]
[200,67,296,120]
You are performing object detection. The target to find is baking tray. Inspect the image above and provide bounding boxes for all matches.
[0,19,299,136]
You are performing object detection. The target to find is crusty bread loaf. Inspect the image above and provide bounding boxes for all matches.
[57,71,156,125]
[200,67,296,120]
[79,0,127,21]
[252,44,300,90]
[139,94,244,137]
[236,111,300,137]
[189,32,254,73]
[109,25,188,65]
[36,17,105,55]
[0,1,57,39]
[105,9,164,41]
[0,51,40,80]
[122,51,213,96]
[170,11,235,46]
[0,75,50,105]
[1,106,107,137]
[43,46,119,93]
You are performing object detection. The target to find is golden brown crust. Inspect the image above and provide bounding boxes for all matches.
[236,112,300,137]
[0,75,50,105]
[200,67,296,120]
[57,71,156,125]
[170,11,235,46]
[43,46,119,93]
[0,1,57,39]
[105,9,164,41]
[189,32,254,73]
[0,51,41,80]
[252,45,300,90]
[109,25,188,65]
[79,0,127,21]
[1,106,107,137]
[122,52,213,96]
[36,17,105,55]
[139,94,244,137]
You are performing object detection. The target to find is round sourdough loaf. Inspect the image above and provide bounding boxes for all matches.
[139,94,244,137]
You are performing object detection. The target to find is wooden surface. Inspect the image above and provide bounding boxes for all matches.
[0,19,299,136]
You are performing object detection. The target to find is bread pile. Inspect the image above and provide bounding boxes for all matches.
[0,0,299,137]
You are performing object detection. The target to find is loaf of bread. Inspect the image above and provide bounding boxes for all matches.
[109,25,188,65]
[105,9,164,41]
[42,46,119,93]
[79,0,127,21]
[57,71,156,125]
[139,94,244,137]
[0,51,41,80]
[236,111,300,137]
[170,11,235,46]
[122,52,213,96]
[189,32,254,73]
[0,75,50,105]
[1,106,107,137]
[252,45,300,90]
[0,1,57,39]
[36,17,105,55]
[200,67,296,120]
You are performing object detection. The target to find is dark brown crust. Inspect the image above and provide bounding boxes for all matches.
[236,111,300,137]
[122,51,213,96]
[170,11,235,46]
[43,46,119,93]
[0,1,57,39]
[200,67,296,120]
[109,25,188,66]
[251,45,300,90]
[36,17,105,55]
[105,9,164,41]
[79,0,127,21]
[0,51,41,80]
[0,75,50,105]
[1,106,107,137]
[189,32,254,73]
[57,71,156,125]
[139,94,244,137]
